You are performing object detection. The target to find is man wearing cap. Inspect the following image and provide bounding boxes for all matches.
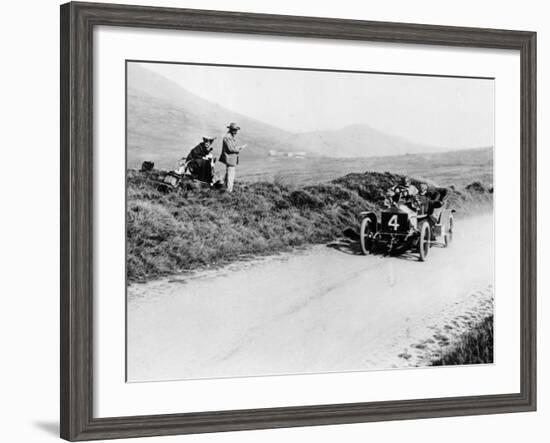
[386,176,420,227]
[219,122,244,192]
[182,136,216,183]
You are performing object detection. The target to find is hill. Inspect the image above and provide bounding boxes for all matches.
[127,64,475,169]
[127,64,316,168]
[296,123,439,158]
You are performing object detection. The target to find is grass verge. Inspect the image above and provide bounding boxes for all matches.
[127,170,492,282]
[431,316,494,366]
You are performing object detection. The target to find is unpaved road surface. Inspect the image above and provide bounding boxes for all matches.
[127,214,494,382]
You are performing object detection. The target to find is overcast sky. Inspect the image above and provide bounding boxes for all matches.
[143,62,494,150]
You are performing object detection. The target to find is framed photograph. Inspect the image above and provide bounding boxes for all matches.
[60,2,536,441]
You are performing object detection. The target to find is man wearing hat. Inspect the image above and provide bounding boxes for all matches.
[182,136,216,183]
[219,122,245,192]
[417,182,449,236]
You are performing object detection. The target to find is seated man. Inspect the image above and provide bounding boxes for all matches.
[417,183,449,238]
[418,183,449,221]
[179,136,216,183]
[386,176,420,228]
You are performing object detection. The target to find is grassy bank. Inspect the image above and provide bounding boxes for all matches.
[127,170,492,282]
[431,316,494,366]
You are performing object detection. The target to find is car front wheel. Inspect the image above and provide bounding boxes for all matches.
[360,217,373,255]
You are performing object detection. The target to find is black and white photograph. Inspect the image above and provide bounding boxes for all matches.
[1,0,545,441]
[126,61,495,382]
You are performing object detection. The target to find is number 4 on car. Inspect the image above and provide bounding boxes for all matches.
[359,200,455,262]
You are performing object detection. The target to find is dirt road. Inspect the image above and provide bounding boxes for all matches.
[127,214,494,382]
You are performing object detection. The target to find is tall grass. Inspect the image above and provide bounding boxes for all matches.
[127,170,492,282]
[431,316,494,366]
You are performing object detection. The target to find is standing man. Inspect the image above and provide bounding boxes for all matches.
[219,122,245,192]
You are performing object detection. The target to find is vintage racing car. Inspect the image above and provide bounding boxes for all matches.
[359,199,454,261]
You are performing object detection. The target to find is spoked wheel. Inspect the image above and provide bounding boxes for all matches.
[360,217,373,255]
[444,216,454,247]
[418,221,431,261]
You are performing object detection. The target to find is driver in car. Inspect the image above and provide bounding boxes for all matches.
[386,176,419,212]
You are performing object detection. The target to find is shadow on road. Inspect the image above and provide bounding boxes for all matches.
[327,236,437,264]
[326,238,363,256]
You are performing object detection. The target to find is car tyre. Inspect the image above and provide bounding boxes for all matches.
[360,217,373,255]
[418,221,431,261]
[444,215,454,247]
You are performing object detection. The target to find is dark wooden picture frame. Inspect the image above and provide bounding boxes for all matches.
[60,2,536,441]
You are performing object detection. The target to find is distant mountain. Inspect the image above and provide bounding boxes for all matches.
[295,124,444,158]
[127,64,473,168]
[127,64,313,168]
